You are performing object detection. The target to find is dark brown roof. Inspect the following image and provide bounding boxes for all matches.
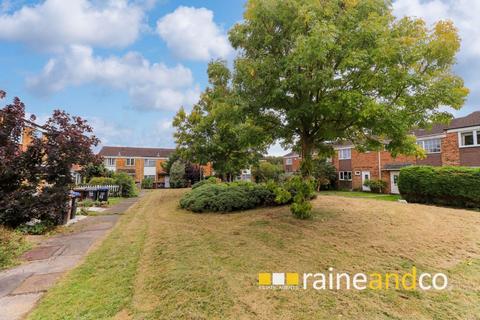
[449,111,480,129]
[413,111,480,137]
[98,146,174,158]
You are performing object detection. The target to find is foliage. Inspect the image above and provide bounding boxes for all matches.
[252,161,283,183]
[398,166,480,208]
[180,182,276,213]
[174,60,272,181]
[141,177,154,189]
[230,0,468,177]
[192,177,221,189]
[262,156,283,166]
[113,172,138,198]
[81,163,113,183]
[363,179,388,194]
[0,91,99,228]
[283,176,315,219]
[89,177,116,186]
[169,160,187,188]
[78,199,95,208]
[0,226,30,270]
[16,220,55,235]
[312,159,337,191]
[161,151,181,174]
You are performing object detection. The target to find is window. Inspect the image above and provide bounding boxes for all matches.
[286,158,293,165]
[417,138,441,153]
[338,148,351,160]
[144,159,156,167]
[126,158,135,166]
[339,171,352,181]
[105,158,115,166]
[458,130,480,147]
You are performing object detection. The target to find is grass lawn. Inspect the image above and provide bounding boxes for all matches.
[28,190,480,319]
[319,190,402,201]
[0,226,31,270]
[107,196,124,207]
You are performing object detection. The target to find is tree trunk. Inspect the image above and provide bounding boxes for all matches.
[300,135,313,178]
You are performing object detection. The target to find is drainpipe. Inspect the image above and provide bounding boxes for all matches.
[377,151,381,180]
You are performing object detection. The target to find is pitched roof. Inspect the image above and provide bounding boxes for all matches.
[283,152,299,158]
[98,146,175,158]
[413,111,480,137]
[448,111,480,129]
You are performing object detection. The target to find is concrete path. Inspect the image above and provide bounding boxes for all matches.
[0,196,140,320]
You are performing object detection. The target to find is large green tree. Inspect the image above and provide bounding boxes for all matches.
[173,60,272,181]
[229,0,469,176]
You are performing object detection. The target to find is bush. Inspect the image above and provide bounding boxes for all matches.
[192,177,220,189]
[141,177,154,189]
[363,179,387,193]
[180,182,276,213]
[170,160,187,188]
[113,173,138,197]
[398,166,480,208]
[16,220,55,235]
[88,177,116,186]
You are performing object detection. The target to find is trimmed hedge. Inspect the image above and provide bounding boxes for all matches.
[180,181,276,213]
[398,166,480,208]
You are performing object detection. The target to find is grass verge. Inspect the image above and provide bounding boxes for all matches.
[0,226,31,270]
[28,190,480,319]
[319,190,402,201]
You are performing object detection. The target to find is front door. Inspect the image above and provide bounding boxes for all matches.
[362,171,371,191]
[390,171,400,194]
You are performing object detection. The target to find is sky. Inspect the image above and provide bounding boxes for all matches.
[0,0,479,156]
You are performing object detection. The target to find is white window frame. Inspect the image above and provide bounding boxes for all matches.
[458,130,480,148]
[285,158,293,165]
[105,158,116,166]
[126,158,135,166]
[417,138,442,154]
[144,159,156,167]
[338,148,351,160]
[339,171,352,181]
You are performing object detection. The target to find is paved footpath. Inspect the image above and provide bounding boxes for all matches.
[0,196,140,320]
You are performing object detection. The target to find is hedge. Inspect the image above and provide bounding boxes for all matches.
[398,166,480,208]
[179,181,276,213]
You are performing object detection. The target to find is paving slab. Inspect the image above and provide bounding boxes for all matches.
[0,293,43,320]
[0,193,141,320]
[11,272,63,295]
[0,273,33,298]
[21,245,62,261]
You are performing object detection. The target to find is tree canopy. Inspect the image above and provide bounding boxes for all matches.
[229,0,469,176]
[173,60,273,181]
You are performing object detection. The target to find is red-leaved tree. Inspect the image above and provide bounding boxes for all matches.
[0,91,100,227]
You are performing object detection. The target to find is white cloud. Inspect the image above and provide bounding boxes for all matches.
[0,0,145,51]
[87,116,134,146]
[393,0,480,58]
[27,45,200,111]
[156,6,232,61]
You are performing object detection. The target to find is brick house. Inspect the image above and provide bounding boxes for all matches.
[283,111,480,194]
[283,152,302,173]
[98,146,213,188]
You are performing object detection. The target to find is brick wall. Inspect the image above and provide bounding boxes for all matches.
[460,147,480,166]
[441,133,460,166]
[284,157,301,173]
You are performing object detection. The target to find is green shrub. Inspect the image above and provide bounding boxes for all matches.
[16,220,55,235]
[398,166,480,208]
[286,176,315,219]
[363,179,387,193]
[78,199,94,208]
[141,177,154,189]
[113,173,138,197]
[192,177,220,189]
[180,182,276,213]
[88,177,116,186]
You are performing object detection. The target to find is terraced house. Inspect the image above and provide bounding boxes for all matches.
[284,111,480,194]
[98,146,213,188]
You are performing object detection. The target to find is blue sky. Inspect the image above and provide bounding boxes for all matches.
[0,0,479,155]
